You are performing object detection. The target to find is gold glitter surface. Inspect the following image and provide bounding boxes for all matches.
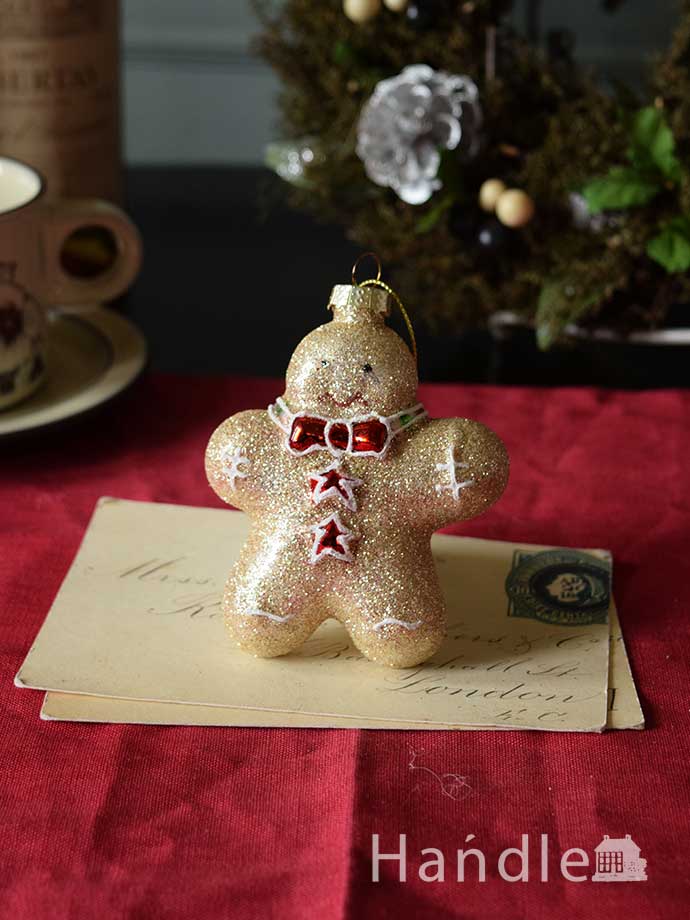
[206,284,509,668]
[328,284,390,323]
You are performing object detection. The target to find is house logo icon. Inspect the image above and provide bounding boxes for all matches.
[592,834,648,881]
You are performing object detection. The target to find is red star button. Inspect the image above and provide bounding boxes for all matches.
[309,512,356,564]
[308,462,362,512]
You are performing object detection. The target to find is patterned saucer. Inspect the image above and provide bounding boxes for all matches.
[0,307,146,438]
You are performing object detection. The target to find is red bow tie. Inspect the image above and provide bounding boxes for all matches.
[290,415,389,455]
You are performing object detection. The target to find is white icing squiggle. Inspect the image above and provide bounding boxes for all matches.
[219,444,250,491]
[244,608,294,623]
[373,617,423,632]
[435,444,475,500]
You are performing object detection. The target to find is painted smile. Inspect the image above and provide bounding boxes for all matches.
[325,391,367,409]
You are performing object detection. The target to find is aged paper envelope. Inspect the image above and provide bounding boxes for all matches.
[39,603,643,729]
[17,498,613,731]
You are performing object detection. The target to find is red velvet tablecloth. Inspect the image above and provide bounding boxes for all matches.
[1,374,689,918]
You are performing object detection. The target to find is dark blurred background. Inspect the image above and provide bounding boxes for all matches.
[120,0,684,386]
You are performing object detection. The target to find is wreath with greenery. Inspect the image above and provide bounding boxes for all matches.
[255,0,690,345]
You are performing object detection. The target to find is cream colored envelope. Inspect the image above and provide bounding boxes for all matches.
[16,498,641,732]
[40,602,642,729]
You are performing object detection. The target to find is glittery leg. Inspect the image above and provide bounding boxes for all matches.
[223,539,329,658]
[340,564,446,668]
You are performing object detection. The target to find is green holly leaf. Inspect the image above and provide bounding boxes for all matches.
[581,166,661,213]
[415,194,454,234]
[646,217,690,273]
[333,40,357,68]
[629,106,682,181]
[535,280,604,349]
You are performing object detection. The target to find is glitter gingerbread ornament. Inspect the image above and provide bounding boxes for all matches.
[206,256,508,667]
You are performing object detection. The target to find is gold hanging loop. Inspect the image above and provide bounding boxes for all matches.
[351,252,381,286]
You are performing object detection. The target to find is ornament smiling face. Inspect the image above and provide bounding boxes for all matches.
[206,266,509,668]
[284,285,417,419]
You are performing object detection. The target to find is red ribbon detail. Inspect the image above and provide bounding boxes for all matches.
[289,416,388,454]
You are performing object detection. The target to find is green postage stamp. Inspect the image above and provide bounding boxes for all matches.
[505,549,611,626]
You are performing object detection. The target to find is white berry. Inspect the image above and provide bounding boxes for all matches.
[495,188,535,228]
[478,178,507,212]
[343,0,382,23]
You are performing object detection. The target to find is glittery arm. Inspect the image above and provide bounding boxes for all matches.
[205,410,272,512]
[418,417,509,528]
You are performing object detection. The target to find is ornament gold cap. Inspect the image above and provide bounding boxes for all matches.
[328,284,390,324]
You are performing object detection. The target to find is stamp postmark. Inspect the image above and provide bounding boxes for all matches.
[505,549,611,626]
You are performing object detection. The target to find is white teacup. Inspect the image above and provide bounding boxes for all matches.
[0,155,142,410]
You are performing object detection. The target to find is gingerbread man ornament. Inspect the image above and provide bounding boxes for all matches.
[206,268,508,667]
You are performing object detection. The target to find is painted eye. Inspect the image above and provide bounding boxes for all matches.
[362,363,373,373]
[320,359,329,367]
